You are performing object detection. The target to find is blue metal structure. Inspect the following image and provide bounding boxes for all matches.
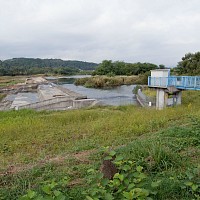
[148,76,200,90]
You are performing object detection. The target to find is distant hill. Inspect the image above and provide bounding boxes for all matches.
[1,58,98,70]
[0,58,98,76]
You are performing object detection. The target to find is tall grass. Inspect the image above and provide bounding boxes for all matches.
[74,75,145,88]
[0,91,199,169]
[0,90,199,199]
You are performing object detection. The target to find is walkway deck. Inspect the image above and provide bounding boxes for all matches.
[148,76,200,90]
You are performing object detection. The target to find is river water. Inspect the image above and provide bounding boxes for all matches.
[6,76,138,107]
[56,76,138,106]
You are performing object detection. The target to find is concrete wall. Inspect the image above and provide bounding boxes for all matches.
[17,97,98,111]
[17,97,73,110]
[73,99,97,109]
[33,100,73,111]
[167,98,174,106]
[176,91,182,105]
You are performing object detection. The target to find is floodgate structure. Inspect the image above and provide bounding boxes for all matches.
[8,77,97,111]
[148,69,200,109]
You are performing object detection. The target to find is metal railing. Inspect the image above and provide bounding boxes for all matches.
[148,76,200,90]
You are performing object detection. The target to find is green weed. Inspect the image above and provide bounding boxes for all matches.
[0,90,199,199]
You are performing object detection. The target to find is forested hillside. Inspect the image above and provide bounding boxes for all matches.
[0,58,98,76]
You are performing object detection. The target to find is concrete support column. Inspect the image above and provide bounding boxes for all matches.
[176,91,182,105]
[156,89,168,110]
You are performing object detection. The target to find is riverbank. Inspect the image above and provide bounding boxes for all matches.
[74,75,147,88]
[0,90,200,199]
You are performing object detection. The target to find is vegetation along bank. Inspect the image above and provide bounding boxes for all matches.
[0,90,199,199]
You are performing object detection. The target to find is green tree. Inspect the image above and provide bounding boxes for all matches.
[159,64,165,69]
[0,58,97,76]
[176,52,200,75]
[93,60,158,76]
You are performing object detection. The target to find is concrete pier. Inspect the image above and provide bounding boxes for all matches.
[155,88,182,110]
[176,91,182,105]
[156,89,168,110]
[148,69,184,110]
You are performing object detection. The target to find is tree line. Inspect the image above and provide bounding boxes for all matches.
[0,52,199,76]
[92,60,161,76]
[0,58,98,76]
[93,51,200,76]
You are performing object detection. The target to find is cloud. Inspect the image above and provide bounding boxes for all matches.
[0,0,200,66]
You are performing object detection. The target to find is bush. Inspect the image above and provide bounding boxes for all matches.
[74,76,145,88]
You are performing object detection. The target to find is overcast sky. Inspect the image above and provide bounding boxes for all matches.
[0,0,200,66]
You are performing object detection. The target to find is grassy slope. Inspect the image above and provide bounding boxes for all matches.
[0,90,199,199]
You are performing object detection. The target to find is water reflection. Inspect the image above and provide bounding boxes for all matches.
[58,76,138,106]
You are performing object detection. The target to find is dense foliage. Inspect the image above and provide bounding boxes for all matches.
[0,58,98,76]
[93,60,158,76]
[74,75,146,88]
[176,52,200,75]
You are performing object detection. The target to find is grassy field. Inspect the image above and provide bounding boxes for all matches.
[0,90,199,199]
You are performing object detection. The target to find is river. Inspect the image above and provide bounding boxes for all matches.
[5,76,138,107]
[55,76,138,106]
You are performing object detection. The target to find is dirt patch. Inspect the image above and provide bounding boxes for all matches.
[72,150,93,163]
[0,149,95,177]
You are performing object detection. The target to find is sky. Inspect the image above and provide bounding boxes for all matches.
[0,0,200,67]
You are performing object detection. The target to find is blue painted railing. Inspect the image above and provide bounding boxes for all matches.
[148,76,200,90]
